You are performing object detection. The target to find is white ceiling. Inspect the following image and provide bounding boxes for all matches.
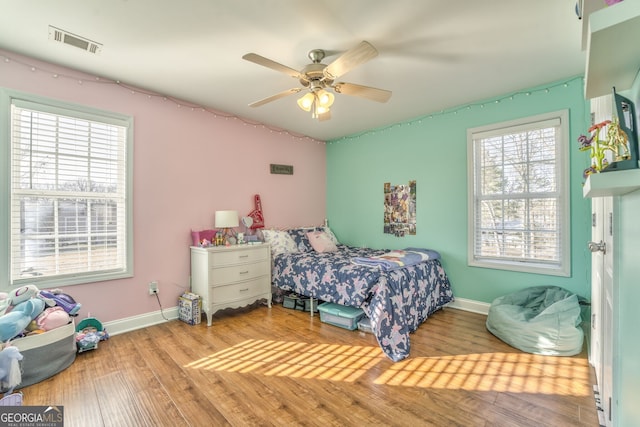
[0,0,586,141]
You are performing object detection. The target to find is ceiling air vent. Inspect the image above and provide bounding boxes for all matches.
[48,26,102,54]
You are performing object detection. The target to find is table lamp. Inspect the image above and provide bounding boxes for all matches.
[215,210,239,245]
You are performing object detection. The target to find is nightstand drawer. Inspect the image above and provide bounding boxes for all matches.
[211,277,269,302]
[209,246,269,267]
[211,261,269,285]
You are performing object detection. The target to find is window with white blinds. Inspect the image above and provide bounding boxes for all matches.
[7,94,133,287]
[467,110,570,276]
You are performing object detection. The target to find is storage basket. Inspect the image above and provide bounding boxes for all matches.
[10,320,76,389]
[191,229,217,247]
[282,294,319,313]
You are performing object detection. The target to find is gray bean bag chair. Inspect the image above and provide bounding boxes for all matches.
[486,286,585,356]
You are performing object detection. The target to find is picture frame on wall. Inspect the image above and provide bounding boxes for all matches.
[383,180,416,237]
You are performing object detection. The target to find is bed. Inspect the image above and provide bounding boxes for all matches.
[263,227,454,362]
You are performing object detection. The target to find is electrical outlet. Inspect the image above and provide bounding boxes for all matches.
[148,281,158,295]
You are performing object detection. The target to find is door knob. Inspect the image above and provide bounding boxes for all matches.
[588,240,606,254]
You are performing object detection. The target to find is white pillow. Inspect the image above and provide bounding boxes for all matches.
[262,229,299,256]
[322,226,340,245]
[307,230,338,253]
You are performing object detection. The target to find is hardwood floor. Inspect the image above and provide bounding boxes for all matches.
[20,304,600,426]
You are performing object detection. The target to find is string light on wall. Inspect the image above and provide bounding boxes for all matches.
[0,52,324,145]
[329,75,584,144]
[1,51,583,147]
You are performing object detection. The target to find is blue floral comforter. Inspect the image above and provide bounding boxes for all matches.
[272,245,454,362]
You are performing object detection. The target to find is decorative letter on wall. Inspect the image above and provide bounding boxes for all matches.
[383,180,416,236]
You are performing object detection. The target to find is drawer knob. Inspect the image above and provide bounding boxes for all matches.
[239,270,249,275]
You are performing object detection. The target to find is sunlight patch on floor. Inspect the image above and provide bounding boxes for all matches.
[374,352,591,396]
[185,339,590,396]
[184,339,383,382]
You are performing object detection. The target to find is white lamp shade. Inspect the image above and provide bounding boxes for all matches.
[215,210,239,228]
[297,92,315,112]
[317,90,334,107]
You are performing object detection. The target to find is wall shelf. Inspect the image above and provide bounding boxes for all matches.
[580,0,606,50]
[583,168,640,198]
[584,0,640,99]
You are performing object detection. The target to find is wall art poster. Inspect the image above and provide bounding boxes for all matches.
[383,180,416,237]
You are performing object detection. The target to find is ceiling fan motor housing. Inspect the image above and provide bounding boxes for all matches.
[300,62,332,89]
[307,48,325,63]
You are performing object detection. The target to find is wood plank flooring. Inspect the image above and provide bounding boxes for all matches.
[20,304,600,426]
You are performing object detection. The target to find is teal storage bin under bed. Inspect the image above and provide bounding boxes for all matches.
[486,286,586,356]
[318,302,365,330]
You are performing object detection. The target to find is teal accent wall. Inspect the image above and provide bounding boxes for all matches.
[326,76,592,303]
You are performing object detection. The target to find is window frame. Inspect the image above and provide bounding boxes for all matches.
[0,88,134,289]
[466,110,570,277]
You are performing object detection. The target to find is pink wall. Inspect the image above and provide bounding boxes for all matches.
[0,49,326,322]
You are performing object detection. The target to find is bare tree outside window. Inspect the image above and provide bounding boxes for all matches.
[467,111,570,276]
[7,94,133,287]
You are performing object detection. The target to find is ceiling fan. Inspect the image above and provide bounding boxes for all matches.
[242,41,391,121]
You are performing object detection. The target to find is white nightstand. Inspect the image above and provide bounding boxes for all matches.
[190,243,272,326]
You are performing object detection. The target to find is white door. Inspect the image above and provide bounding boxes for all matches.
[588,94,614,426]
[590,196,613,427]
[602,197,614,426]
[590,197,603,375]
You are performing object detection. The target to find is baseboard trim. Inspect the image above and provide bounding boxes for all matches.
[447,297,490,316]
[101,297,491,336]
[102,306,179,336]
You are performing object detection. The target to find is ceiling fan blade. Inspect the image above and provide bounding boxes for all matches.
[242,53,301,79]
[323,41,379,80]
[248,88,302,107]
[332,82,392,103]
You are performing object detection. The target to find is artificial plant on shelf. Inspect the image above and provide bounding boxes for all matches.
[578,118,630,180]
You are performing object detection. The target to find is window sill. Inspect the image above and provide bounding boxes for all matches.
[468,259,569,277]
[583,169,640,198]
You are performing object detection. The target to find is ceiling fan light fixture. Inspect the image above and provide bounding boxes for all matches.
[297,92,315,112]
[316,89,334,108]
[244,40,390,122]
[316,105,330,115]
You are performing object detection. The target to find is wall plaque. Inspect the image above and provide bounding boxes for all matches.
[270,164,294,175]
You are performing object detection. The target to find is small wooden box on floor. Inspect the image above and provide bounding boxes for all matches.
[190,243,272,326]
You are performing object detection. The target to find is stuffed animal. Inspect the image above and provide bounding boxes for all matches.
[35,307,70,331]
[0,299,44,342]
[0,286,79,342]
[25,320,40,333]
[0,293,9,318]
[38,290,81,316]
[6,284,55,309]
[8,285,39,306]
[0,345,23,392]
